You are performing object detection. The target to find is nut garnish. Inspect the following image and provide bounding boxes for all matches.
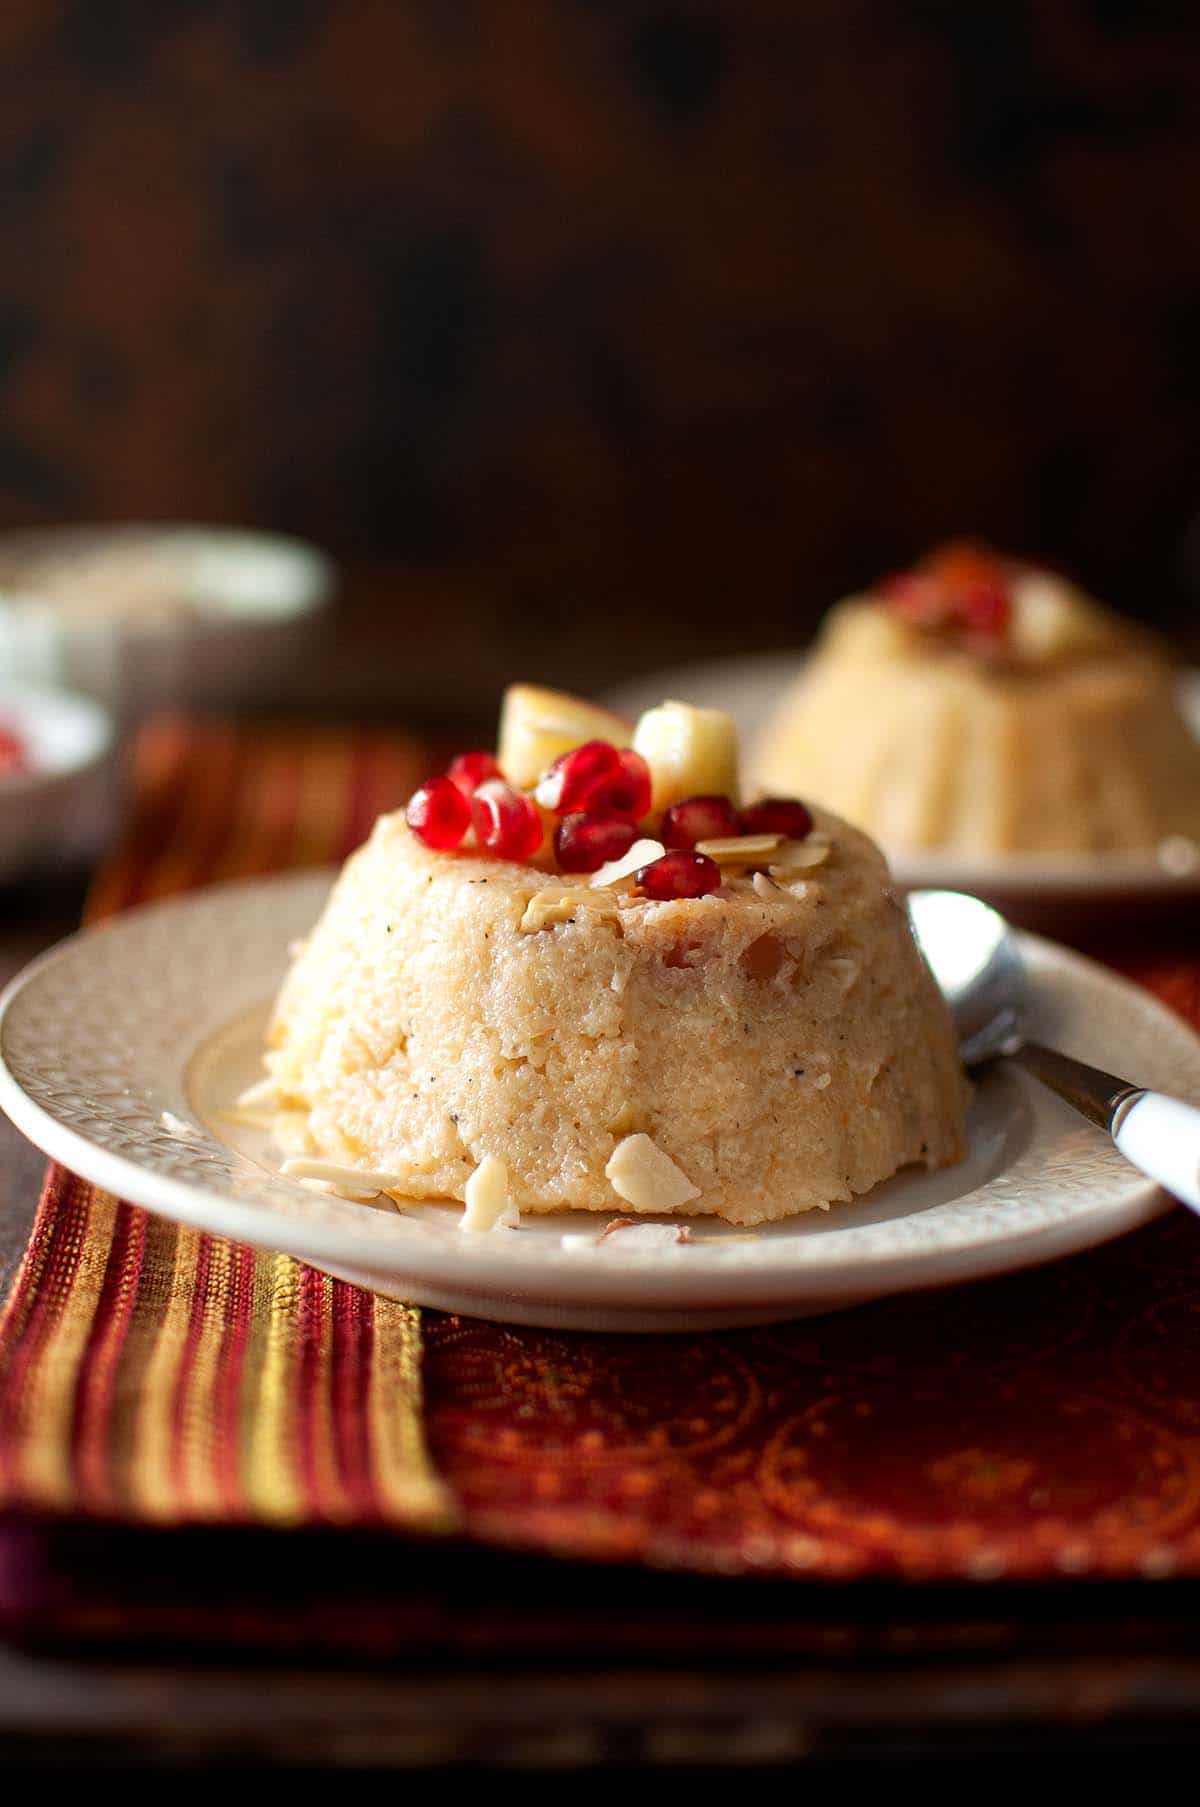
[752,871,784,899]
[769,836,831,876]
[519,886,619,932]
[605,1132,700,1211]
[590,837,666,889]
[461,1154,519,1232]
[695,833,783,866]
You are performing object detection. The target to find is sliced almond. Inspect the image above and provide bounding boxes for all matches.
[769,837,831,876]
[605,1133,700,1211]
[461,1154,519,1232]
[519,886,618,932]
[695,833,782,866]
[752,871,784,899]
[590,837,665,889]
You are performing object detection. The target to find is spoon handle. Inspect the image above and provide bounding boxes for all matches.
[1014,1042,1200,1210]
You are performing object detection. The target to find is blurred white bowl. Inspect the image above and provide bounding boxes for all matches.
[0,683,116,882]
[0,524,335,716]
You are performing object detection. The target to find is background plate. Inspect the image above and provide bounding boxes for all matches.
[606,660,1200,920]
[0,872,1198,1331]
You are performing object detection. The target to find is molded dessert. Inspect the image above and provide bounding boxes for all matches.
[262,688,968,1226]
[753,542,1200,858]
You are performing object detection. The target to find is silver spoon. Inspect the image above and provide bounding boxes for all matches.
[908,888,1200,1210]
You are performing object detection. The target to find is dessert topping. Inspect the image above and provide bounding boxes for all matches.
[471,779,544,861]
[605,1133,700,1211]
[590,836,666,889]
[694,833,783,866]
[461,1154,519,1231]
[738,797,814,840]
[636,850,722,900]
[447,750,502,795]
[661,793,741,849]
[881,540,1013,650]
[406,775,471,850]
[632,700,740,812]
[555,809,639,872]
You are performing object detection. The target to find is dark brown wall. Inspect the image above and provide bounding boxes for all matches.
[2,2,1199,682]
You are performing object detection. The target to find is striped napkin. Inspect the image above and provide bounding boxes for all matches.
[3,718,1200,1582]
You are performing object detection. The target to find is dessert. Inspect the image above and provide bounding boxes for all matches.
[262,686,967,1226]
[753,542,1200,858]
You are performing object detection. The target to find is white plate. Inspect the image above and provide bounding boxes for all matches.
[0,523,335,717]
[0,682,116,882]
[606,658,1200,914]
[0,871,1197,1333]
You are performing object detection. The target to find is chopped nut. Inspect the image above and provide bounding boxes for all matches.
[519,886,619,932]
[600,1218,691,1247]
[590,837,665,889]
[605,1132,700,1211]
[752,871,784,899]
[695,833,783,866]
[770,837,831,877]
[461,1154,519,1232]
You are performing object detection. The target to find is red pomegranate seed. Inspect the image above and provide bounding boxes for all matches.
[738,797,813,839]
[956,579,1011,640]
[406,776,471,850]
[585,748,652,820]
[636,850,722,900]
[0,726,28,776]
[471,779,544,861]
[881,571,956,627]
[555,811,638,873]
[447,750,503,795]
[923,538,1007,592]
[534,739,621,813]
[661,794,741,850]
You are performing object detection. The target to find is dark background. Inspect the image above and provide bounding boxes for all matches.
[2,1,1199,706]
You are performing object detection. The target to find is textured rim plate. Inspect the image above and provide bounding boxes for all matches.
[606,660,1200,906]
[0,871,1197,1332]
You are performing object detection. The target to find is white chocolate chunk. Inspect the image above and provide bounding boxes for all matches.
[695,833,783,866]
[461,1154,519,1232]
[605,1133,700,1212]
[590,838,665,889]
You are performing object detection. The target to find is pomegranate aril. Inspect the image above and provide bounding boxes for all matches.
[956,579,1011,639]
[534,739,621,813]
[585,748,652,820]
[880,572,954,627]
[636,851,722,901]
[406,775,471,850]
[0,726,28,775]
[661,793,741,850]
[447,750,503,795]
[738,797,813,840]
[555,811,638,873]
[471,779,544,861]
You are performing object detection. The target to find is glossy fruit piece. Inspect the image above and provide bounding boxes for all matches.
[584,748,652,820]
[497,685,633,790]
[922,538,1008,592]
[738,797,813,839]
[471,779,545,861]
[447,750,503,795]
[534,739,621,813]
[0,726,28,776]
[631,701,740,813]
[636,850,722,900]
[406,776,471,849]
[660,793,741,850]
[880,572,955,627]
[957,579,1011,639]
[555,810,638,873]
